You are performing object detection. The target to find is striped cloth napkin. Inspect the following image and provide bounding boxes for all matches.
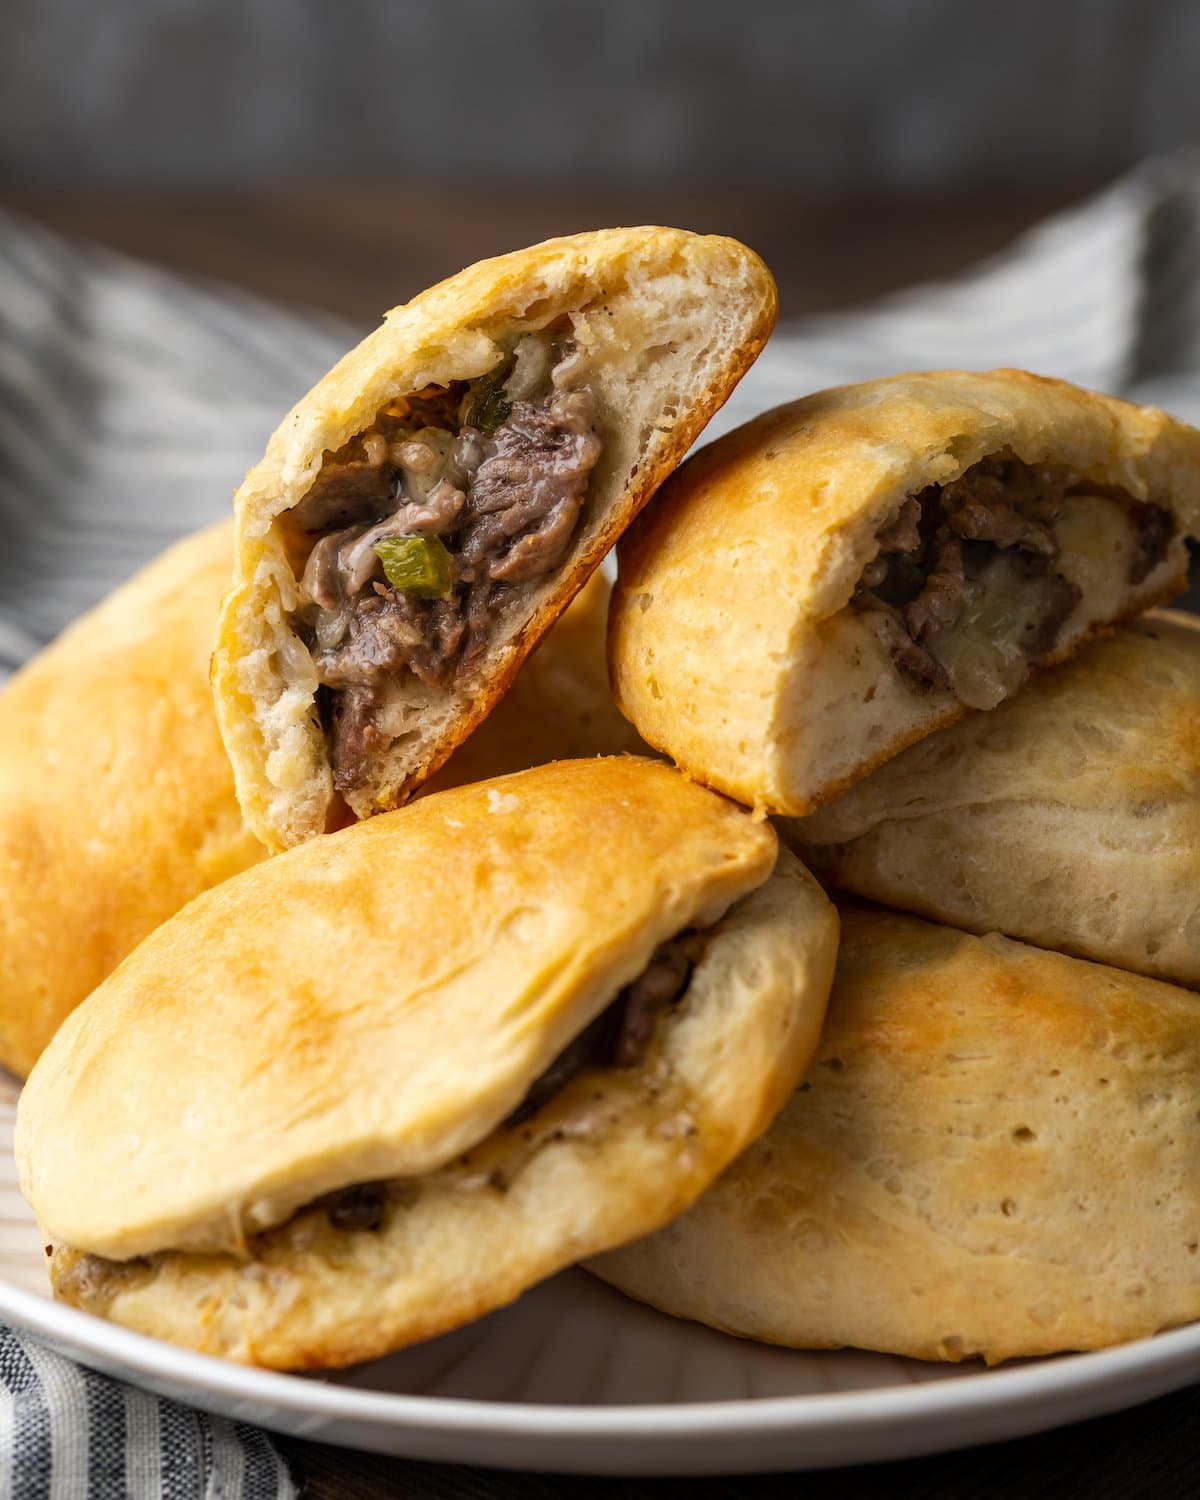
[1,152,1198,1492]
[0,1327,290,1498]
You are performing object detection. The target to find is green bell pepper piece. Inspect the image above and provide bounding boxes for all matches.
[375,535,453,599]
[463,373,512,435]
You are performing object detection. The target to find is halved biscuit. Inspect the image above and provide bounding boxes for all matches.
[610,370,1200,815]
[213,228,776,849]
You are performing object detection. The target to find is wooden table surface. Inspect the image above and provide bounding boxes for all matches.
[3,179,1194,1499]
[0,180,1099,326]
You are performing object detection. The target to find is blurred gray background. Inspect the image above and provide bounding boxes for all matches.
[4,0,1200,189]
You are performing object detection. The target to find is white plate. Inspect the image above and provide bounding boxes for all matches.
[2,1074,1198,1475]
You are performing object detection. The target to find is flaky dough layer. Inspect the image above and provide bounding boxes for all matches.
[787,610,1200,986]
[424,571,649,793]
[609,369,1200,817]
[590,905,1200,1363]
[213,228,776,849]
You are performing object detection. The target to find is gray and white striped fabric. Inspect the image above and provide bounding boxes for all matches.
[0,1327,293,1498]
[2,154,1200,1488]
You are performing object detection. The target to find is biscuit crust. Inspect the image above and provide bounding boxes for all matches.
[18,759,783,1262]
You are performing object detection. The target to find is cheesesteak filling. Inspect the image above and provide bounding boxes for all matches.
[287,323,602,789]
[852,451,1176,709]
[503,928,706,1129]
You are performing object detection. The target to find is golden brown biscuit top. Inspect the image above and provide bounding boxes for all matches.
[834,902,1200,1054]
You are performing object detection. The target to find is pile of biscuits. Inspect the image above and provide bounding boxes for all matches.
[7,228,1200,1370]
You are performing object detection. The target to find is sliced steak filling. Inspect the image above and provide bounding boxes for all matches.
[852,451,1176,709]
[286,324,603,790]
[503,929,707,1129]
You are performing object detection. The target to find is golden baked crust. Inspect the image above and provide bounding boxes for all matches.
[213,227,777,850]
[590,904,1200,1364]
[787,609,1200,986]
[425,572,649,792]
[18,758,784,1261]
[0,523,264,1079]
[24,779,838,1369]
[610,369,1200,816]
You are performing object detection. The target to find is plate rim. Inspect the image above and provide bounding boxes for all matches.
[3,1271,1200,1442]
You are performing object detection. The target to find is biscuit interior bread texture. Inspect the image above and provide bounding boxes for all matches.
[787,609,1200,987]
[213,227,777,849]
[589,903,1200,1364]
[425,571,649,793]
[0,522,264,1079]
[20,760,839,1369]
[610,369,1200,817]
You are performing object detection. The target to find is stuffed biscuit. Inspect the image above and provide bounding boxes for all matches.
[18,758,837,1369]
[788,610,1200,986]
[0,523,264,1078]
[213,228,776,849]
[609,370,1200,815]
[591,904,1200,1363]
